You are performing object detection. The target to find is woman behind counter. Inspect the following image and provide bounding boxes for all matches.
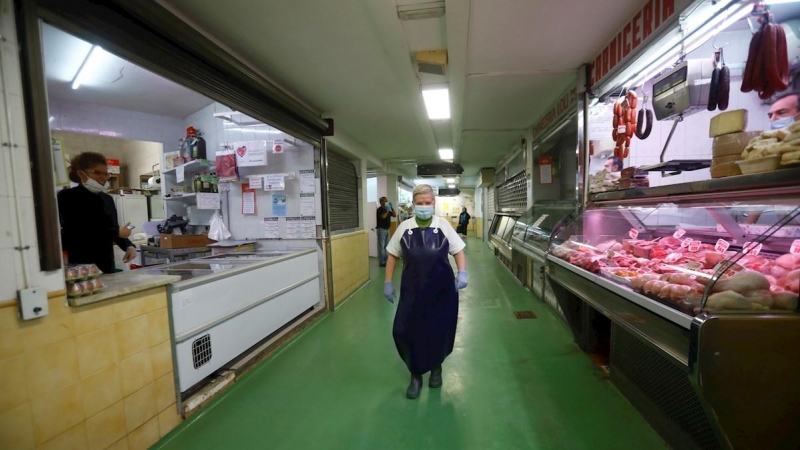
[383,184,468,399]
[58,152,136,274]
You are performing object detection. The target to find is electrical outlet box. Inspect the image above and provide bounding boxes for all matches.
[18,288,48,321]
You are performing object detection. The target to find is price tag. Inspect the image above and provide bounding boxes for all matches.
[664,253,682,263]
[689,240,702,252]
[685,262,704,271]
[715,261,745,278]
[791,240,800,255]
[715,239,730,253]
[606,250,616,260]
[742,242,763,256]
[681,238,693,248]
[673,228,686,239]
[617,125,627,134]
[629,228,639,239]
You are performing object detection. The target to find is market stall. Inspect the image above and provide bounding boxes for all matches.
[546,1,800,449]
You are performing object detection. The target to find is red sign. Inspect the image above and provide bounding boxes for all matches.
[538,156,554,184]
[629,228,639,239]
[534,87,578,137]
[791,240,800,255]
[590,0,682,88]
[715,239,730,254]
[273,144,283,153]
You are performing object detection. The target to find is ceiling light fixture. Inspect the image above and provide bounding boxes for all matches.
[448,184,456,189]
[71,45,104,90]
[446,177,455,183]
[439,148,454,160]
[397,2,445,20]
[764,0,800,4]
[422,88,451,120]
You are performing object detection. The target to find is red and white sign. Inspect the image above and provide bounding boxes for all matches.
[673,228,686,239]
[742,242,763,256]
[715,239,731,254]
[538,156,554,184]
[689,240,701,252]
[534,87,578,137]
[106,158,120,175]
[791,240,800,255]
[272,139,285,154]
[590,0,689,88]
[629,228,639,239]
[681,238,692,248]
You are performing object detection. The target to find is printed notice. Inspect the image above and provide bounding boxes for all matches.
[176,165,185,183]
[285,217,301,239]
[264,174,285,191]
[300,193,315,217]
[234,140,268,167]
[249,176,263,190]
[272,193,287,217]
[301,217,316,239]
[197,193,221,210]
[263,217,280,239]
[300,169,316,193]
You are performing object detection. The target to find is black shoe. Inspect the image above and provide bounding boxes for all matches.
[429,365,442,388]
[379,263,386,267]
[406,374,423,399]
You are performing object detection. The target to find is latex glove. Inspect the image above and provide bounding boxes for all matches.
[383,281,396,303]
[119,222,132,239]
[385,202,393,212]
[123,247,137,263]
[456,270,468,290]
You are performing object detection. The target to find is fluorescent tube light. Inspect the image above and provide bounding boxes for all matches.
[439,148,454,160]
[446,177,455,183]
[398,2,445,20]
[684,3,752,54]
[764,0,800,4]
[72,46,104,90]
[448,184,456,189]
[422,88,451,120]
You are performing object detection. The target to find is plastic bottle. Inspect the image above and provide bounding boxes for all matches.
[185,126,207,160]
[193,174,202,193]
[201,172,211,193]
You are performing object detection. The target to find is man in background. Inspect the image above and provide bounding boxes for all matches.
[768,92,800,129]
[377,197,396,267]
[605,156,623,172]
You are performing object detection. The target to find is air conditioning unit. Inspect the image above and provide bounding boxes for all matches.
[417,162,463,177]
[415,50,448,76]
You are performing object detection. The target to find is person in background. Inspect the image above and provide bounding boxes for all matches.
[58,152,136,274]
[457,207,471,236]
[376,197,396,267]
[605,156,623,172]
[384,184,467,399]
[768,92,800,129]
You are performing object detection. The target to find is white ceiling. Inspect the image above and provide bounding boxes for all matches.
[42,24,213,119]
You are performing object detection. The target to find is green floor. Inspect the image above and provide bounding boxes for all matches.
[153,239,668,450]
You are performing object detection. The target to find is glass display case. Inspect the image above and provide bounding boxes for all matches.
[489,213,518,259]
[548,199,800,327]
[512,201,578,259]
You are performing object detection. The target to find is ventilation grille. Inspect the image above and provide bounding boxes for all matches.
[192,334,212,369]
[611,325,721,450]
[497,172,527,210]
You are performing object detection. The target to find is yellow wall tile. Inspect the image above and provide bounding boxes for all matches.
[147,308,170,348]
[20,298,75,352]
[153,373,175,413]
[123,383,156,432]
[85,401,126,450]
[140,289,166,313]
[120,350,153,398]
[0,355,28,414]
[113,296,148,323]
[0,305,25,361]
[0,402,34,450]
[107,437,129,450]
[127,417,159,450]
[38,423,88,450]
[31,383,84,445]
[115,315,150,361]
[81,363,123,418]
[157,404,181,438]
[77,326,119,378]
[24,339,80,400]
[150,341,172,380]
[73,302,119,337]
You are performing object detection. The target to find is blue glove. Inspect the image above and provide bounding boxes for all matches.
[456,270,468,290]
[385,202,393,212]
[383,281,396,303]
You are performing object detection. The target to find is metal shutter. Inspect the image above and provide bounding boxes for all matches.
[497,172,527,211]
[485,186,496,240]
[327,151,359,232]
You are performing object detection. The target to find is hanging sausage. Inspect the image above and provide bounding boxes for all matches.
[741,11,789,100]
[612,91,638,159]
[636,90,653,140]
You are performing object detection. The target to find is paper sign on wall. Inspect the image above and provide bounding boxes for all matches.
[272,139,285,154]
[264,174,286,191]
[51,138,70,186]
[248,176,263,190]
[264,217,280,239]
[299,169,316,193]
[197,193,221,210]
[285,217,301,239]
[538,156,553,184]
[176,165,185,183]
[300,193,315,217]
[272,193,287,217]
[234,140,268,167]
[301,217,316,239]
[242,183,256,215]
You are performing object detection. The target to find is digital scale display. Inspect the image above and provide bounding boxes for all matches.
[654,66,688,98]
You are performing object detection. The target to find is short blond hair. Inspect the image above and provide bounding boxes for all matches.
[412,184,435,202]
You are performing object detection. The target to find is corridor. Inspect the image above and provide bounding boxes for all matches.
[153,239,668,450]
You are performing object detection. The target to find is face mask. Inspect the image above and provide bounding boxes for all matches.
[83,177,109,194]
[414,205,434,220]
[771,116,796,130]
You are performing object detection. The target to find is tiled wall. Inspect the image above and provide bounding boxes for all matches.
[331,231,369,305]
[0,288,181,450]
[52,131,163,188]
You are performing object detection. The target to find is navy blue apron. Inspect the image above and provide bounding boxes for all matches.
[393,226,458,375]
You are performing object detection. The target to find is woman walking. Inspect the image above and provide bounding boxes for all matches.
[457,207,471,236]
[383,184,468,399]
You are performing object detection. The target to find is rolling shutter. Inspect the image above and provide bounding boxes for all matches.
[497,172,527,211]
[327,151,359,232]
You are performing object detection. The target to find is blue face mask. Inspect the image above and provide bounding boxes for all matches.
[771,116,796,129]
[414,205,434,220]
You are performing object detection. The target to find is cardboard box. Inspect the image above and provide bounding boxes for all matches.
[159,233,216,249]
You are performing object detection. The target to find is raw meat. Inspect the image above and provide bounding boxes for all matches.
[772,291,799,310]
[743,289,775,309]
[775,254,800,270]
[710,271,771,294]
[706,291,751,310]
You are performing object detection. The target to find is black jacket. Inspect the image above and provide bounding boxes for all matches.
[57,186,133,274]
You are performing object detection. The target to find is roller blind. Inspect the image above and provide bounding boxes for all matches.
[497,172,527,211]
[327,151,359,232]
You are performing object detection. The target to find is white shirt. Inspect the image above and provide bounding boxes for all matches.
[386,215,466,258]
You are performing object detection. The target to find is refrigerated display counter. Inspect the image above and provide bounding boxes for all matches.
[488,213,518,261]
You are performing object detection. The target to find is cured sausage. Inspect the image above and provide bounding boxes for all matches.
[717,65,730,111]
[708,67,720,111]
[741,26,763,93]
[636,108,653,139]
[742,15,790,99]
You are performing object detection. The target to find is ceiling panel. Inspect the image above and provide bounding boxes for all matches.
[463,73,576,130]
[468,0,648,74]
[460,133,522,176]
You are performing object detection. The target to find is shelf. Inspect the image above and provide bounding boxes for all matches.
[164,193,196,201]
[162,159,215,175]
[589,167,800,204]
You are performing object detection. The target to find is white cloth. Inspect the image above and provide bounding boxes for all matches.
[386,216,466,258]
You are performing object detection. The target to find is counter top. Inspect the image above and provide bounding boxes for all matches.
[68,271,182,307]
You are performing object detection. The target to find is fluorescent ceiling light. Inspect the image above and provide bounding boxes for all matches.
[422,88,451,120]
[49,116,54,122]
[439,148,454,160]
[448,184,456,189]
[397,2,445,20]
[71,45,105,90]
[445,177,455,183]
[764,0,800,4]
[684,3,752,54]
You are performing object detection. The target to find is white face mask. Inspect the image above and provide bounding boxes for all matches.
[83,177,109,194]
